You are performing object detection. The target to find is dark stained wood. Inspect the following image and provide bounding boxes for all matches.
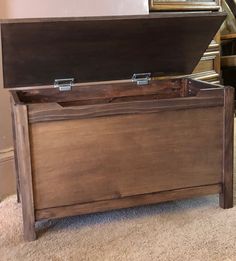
[16,79,186,104]
[220,86,234,208]
[7,76,233,241]
[28,96,224,123]
[30,107,223,210]
[35,184,222,220]
[1,13,226,89]
[1,11,231,240]
[187,78,225,96]
[187,78,224,90]
[0,12,223,23]
[15,78,224,105]
[14,105,36,241]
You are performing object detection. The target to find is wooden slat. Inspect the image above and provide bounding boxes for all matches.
[221,33,236,40]
[35,184,222,220]
[16,79,185,104]
[221,55,236,67]
[28,97,224,123]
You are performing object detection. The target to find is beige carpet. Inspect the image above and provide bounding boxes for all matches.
[1,194,236,260]
[1,145,236,261]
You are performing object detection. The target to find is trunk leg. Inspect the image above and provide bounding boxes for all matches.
[23,220,36,241]
[14,103,37,241]
[220,86,234,209]
[10,96,21,203]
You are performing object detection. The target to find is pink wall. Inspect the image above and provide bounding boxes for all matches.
[0,0,148,18]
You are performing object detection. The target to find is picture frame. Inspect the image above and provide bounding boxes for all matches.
[149,0,220,11]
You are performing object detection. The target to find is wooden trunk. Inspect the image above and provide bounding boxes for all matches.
[1,12,233,241]
[10,78,234,241]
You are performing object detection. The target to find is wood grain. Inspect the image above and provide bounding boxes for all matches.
[36,184,222,220]
[220,86,234,209]
[16,79,185,104]
[27,96,224,123]
[30,107,223,210]
[10,96,21,203]
[1,13,225,88]
[14,105,36,241]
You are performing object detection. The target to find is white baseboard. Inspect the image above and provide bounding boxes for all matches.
[0,147,15,200]
[0,148,14,164]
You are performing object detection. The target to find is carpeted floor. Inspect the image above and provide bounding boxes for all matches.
[1,142,236,260]
[2,195,236,261]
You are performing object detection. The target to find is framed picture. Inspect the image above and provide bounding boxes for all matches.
[149,0,220,11]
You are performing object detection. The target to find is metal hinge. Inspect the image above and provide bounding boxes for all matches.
[132,73,151,86]
[54,78,74,91]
